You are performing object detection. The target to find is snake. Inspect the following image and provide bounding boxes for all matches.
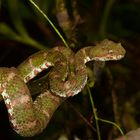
[0,39,125,137]
[49,39,126,97]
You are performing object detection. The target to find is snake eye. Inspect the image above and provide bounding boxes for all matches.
[108,50,114,54]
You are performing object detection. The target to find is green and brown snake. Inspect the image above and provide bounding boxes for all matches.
[0,39,125,137]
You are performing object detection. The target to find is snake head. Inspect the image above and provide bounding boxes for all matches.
[92,39,126,61]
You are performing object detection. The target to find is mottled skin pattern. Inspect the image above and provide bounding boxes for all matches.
[50,39,126,97]
[18,49,68,83]
[0,48,67,137]
[0,39,125,137]
[0,67,63,136]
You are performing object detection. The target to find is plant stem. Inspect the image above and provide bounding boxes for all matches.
[29,0,69,48]
[87,85,125,139]
[87,86,101,140]
[99,0,115,38]
[98,118,124,136]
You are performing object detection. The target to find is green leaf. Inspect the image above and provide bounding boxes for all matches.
[0,23,19,39]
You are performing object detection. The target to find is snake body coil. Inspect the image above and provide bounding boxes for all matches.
[50,40,125,97]
[0,40,125,136]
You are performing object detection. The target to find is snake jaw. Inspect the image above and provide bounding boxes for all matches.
[98,53,125,61]
[91,40,126,61]
[105,48,126,61]
[93,48,125,61]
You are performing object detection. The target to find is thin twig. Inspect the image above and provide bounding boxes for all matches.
[67,101,96,132]
[29,0,69,48]
[87,85,101,140]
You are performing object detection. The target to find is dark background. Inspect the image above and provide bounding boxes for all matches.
[0,0,140,139]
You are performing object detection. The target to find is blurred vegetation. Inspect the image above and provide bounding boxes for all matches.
[0,0,140,140]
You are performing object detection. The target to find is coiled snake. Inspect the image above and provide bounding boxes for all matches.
[0,40,125,136]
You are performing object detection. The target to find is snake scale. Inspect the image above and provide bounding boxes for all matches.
[0,39,125,137]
